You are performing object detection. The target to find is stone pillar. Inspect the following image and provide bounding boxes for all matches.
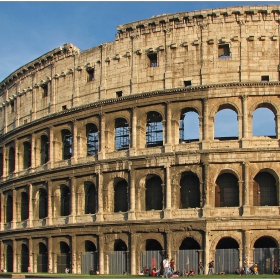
[241,96,250,147]
[31,133,35,169]
[2,145,6,177]
[242,162,250,215]
[129,107,137,156]
[72,120,77,164]
[46,181,53,226]
[98,114,106,160]
[28,238,33,273]
[12,239,17,273]
[68,177,76,224]
[130,232,136,275]
[27,184,33,227]
[165,102,172,152]
[98,234,104,274]
[14,139,19,173]
[276,114,280,139]
[49,126,54,169]
[202,163,210,216]
[71,235,77,274]
[11,189,17,230]
[202,98,210,149]
[128,168,136,220]
[204,231,210,275]
[0,192,4,231]
[164,165,172,219]
[96,172,104,222]
[166,231,172,260]
[48,237,53,273]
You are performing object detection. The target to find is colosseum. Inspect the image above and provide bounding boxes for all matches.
[0,4,279,276]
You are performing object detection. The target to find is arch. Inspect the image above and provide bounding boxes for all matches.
[146,175,163,210]
[114,179,128,212]
[60,185,70,216]
[40,135,49,165]
[6,194,13,223]
[37,242,48,273]
[23,141,31,169]
[254,236,277,248]
[85,240,97,252]
[253,107,276,137]
[253,172,277,206]
[180,171,200,208]
[8,147,15,174]
[114,239,127,251]
[84,181,97,214]
[179,237,200,250]
[21,192,29,221]
[146,239,163,251]
[0,152,3,177]
[86,123,99,155]
[215,173,239,207]
[38,188,48,219]
[214,108,238,139]
[115,118,129,150]
[216,237,239,249]
[179,108,199,142]
[61,129,72,160]
[57,241,70,273]
[21,244,29,272]
[146,111,163,147]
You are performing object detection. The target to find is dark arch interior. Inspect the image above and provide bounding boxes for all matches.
[216,237,239,249]
[146,239,163,251]
[60,242,70,254]
[39,242,47,254]
[85,241,97,252]
[179,237,200,250]
[114,239,127,251]
[254,237,276,248]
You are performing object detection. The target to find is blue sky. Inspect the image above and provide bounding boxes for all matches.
[0,1,278,137]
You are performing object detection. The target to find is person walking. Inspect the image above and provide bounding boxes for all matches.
[208,260,214,275]
[163,256,170,278]
[244,257,249,275]
[198,262,204,275]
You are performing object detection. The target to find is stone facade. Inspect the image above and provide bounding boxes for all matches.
[0,4,279,275]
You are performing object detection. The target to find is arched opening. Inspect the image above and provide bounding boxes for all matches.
[146,176,163,211]
[215,237,239,274]
[84,182,97,214]
[253,107,276,138]
[177,237,200,272]
[6,245,13,272]
[37,243,48,272]
[60,185,70,216]
[114,179,128,212]
[38,188,48,219]
[21,244,29,272]
[57,242,70,273]
[109,240,128,274]
[86,123,99,156]
[215,173,239,207]
[115,118,129,150]
[61,129,72,160]
[40,135,49,164]
[82,241,98,274]
[8,147,15,174]
[180,172,200,208]
[214,108,238,140]
[21,192,29,221]
[114,239,127,251]
[254,236,278,274]
[253,172,277,206]
[23,141,31,169]
[179,109,199,142]
[6,195,13,223]
[146,111,163,147]
[146,239,163,251]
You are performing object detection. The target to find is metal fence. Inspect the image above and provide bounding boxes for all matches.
[141,250,164,271]
[81,251,98,274]
[108,251,127,275]
[176,250,199,273]
[254,248,279,274]
[215,248,239,274]
[57,253,70,273]
[37,253,48,272]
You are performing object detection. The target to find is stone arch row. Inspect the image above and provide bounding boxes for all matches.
[2,168,279,224]
[1,98,279,176]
